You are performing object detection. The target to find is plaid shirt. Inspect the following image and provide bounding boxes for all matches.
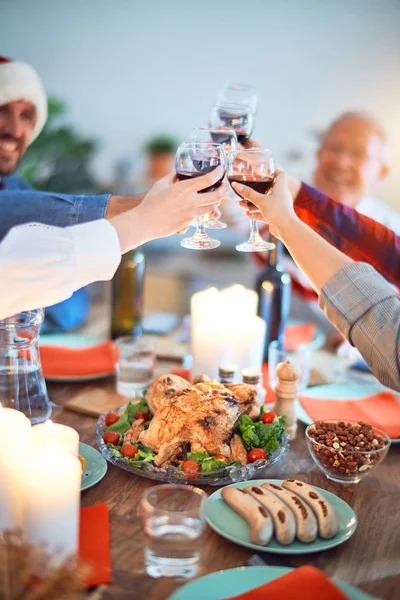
[320,262,400,391]
[295,183,400,287]
[256,183,400,294]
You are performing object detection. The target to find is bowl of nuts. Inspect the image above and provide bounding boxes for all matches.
[305,420,390,484]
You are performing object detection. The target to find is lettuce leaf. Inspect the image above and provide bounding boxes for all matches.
[106,399,151,434]
[238,414,286,454]
[105,411,131,434]
[187,451,210,464]
[239,414,260,448]
[200,457,229,472]
[109,443,155,463]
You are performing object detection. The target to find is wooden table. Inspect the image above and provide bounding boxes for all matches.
[49,379,400,600]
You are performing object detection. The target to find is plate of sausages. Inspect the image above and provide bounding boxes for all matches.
[205,478,357,554]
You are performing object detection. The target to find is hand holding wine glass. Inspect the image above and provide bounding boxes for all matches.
[175,142,226,250]
[228,147,277,252]
[233,169,299,241]
[190,128,237,230]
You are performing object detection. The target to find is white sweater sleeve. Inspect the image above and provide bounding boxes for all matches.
[0,220,121,320]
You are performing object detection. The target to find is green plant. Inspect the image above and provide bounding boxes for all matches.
[144,134,178,155]
[19,98,99,193]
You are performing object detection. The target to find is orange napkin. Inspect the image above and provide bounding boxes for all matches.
[40,341,117,378]
[300,390,400,439]
[284,322,316,351]
[225,566,348,600]
[79,503,112,587]
[171,367,192,381]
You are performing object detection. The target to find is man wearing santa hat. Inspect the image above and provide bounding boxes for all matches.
[0,56,144,331]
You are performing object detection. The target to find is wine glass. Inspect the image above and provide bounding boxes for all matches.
[227,147,276,252]
[217,82,258,113]
[191,127,237,229]
[210,103,254,147]
[175,142,225,250]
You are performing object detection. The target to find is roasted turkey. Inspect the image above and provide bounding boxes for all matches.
[139,373,260,466]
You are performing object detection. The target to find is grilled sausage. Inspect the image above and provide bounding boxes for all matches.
[244,485,296,545]
[221,487,273,545]
[282,479,338,539]
[261,482,318,543]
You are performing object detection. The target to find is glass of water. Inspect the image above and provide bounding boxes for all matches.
[140,484,208,579]
[268,340,313,395]
[115,335,155,398]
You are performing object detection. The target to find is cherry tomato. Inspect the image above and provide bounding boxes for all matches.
[214,454,229,464]
[135,411,149,423]
[247,448,267,463]
[182,460,201,479]
[105,412,119,427]
[103,431,120,446]
[262,410,276,424]
[120,443,139,459]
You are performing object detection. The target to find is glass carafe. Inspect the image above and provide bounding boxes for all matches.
[0,309,51,424]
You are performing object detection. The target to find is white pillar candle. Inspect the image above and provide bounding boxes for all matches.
[220,285,258,319]
[229,316,266,376]
[191,314,231,379]
[22,445,81,563]
[0,405,31,531]
[30,420,79,456]
[191,286,265,380]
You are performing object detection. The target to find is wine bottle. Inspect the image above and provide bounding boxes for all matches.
[255,234,291,361]
[111,249,145,339]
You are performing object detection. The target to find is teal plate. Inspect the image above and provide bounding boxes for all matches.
[80,442,108,491]
[205,479,357,555]
[167,566,376,600]
[296,383,400,443]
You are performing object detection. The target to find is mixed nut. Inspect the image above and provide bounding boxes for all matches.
[306,421,388,478]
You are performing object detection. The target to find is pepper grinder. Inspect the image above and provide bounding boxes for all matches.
[274,358,299,439]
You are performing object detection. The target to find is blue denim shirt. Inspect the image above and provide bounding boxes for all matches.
[0,174,111,241]
[1,174,111,332]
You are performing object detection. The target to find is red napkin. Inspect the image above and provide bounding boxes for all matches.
[79,503,112,587]
[225,566,348,600]
[40,341,117,378]
[284,322,316,351]
[300,390,400,439]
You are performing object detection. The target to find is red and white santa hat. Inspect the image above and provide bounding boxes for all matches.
[0,56,47,143]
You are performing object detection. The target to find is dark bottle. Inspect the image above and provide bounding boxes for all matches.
[111,249,145,339]
[255,234,291,361]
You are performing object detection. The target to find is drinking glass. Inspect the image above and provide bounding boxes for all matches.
[0,310,51,424]
[217,82,258,113]
[210,102,254,146]
[268,340,313,393]
[191,127,237,229]
[175,142,225,250]
[140,484,208,579]
[228,147,276,252]
[115,335,156,398]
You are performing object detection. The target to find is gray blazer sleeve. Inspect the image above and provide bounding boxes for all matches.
[319,262,400,391]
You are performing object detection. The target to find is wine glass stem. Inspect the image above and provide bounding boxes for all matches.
[196,216,207,236]
[249,218,262,242]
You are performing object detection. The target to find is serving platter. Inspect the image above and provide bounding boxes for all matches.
[96,404,289,486]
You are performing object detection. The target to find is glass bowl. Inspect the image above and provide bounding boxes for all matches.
[305,420,390,484]
[96,404,290,486]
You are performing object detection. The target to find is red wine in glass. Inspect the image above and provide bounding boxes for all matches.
[209,131,235,146]
[228,175,276,202]
[217,107,253,143]
[236,133,251,144]
[176,170,225,193]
